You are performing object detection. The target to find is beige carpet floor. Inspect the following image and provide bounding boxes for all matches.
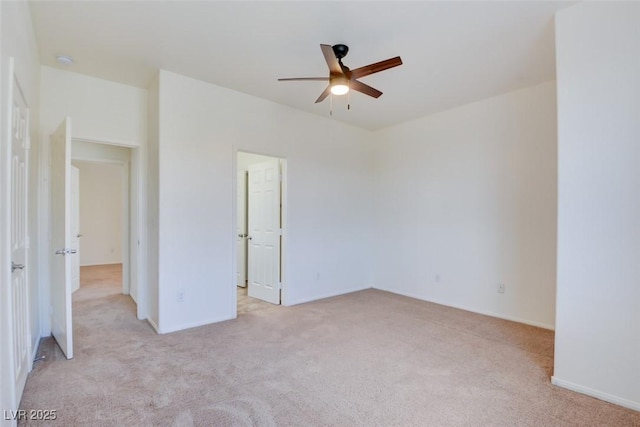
[19,266,640,426]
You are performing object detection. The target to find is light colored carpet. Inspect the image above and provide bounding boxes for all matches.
[19,267,640,426]
[73,264,123,302]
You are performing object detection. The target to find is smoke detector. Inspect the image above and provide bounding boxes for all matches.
[56,55,74,66]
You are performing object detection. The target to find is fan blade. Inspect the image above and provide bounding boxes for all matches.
[278,77,329,81]
[321,44,342,74]
[351,56,402,79]
[315,86,331,103]
[350,79,383,98]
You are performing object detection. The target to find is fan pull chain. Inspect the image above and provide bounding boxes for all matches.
[347,88,350,110]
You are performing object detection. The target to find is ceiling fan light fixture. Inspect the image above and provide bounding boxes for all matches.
[278,43,402,104]
[330,83,349,96]
[330,76,349,96]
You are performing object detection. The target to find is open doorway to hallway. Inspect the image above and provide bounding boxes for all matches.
[47,129,145,360]
[236,152,286,315]
[70,160,128,306]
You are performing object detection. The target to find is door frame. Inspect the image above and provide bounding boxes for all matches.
[39,136,147,338]
[70,156,131,296]
[232,149,288,316]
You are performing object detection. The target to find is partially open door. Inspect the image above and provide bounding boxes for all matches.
[247,159,281,304]
[51,117,74,359]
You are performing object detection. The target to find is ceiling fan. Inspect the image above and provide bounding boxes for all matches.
[278,44,403,104]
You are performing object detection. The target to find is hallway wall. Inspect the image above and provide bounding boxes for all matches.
[72,161,124,266]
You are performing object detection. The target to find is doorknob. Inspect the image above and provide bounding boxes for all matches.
[247,236,252,240]
[11,261,25,273]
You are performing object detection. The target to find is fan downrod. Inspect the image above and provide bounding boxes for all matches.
[332,44,349,60]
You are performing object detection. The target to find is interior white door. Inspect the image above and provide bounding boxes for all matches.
[51,117,74,359]
[236,170,247,287]
[247,159,281,304]
[10,73,32,402]
[71,166,80,293]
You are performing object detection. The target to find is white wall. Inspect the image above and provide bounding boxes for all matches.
[152,70,373,333]
[71,161,124,266]
[0,0,41,422]
[40,66,147,145]
[372,81,558,329]
[553,1,640,410]
[238,152,275,173]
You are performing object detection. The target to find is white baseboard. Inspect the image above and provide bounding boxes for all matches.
[373,285,555,331]
[158,314,235,335]
[551,376,640,412]
[30,337,41,365]
[146,317,160,334]
[79,261,123,267]
[284,284,372,307]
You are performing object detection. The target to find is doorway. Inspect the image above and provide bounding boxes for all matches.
[70,139,133,297]
[70,159,128,301]
[236,152,286,314]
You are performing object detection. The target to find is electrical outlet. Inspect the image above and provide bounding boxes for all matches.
[497,283,505,294]
[177,291,185,302]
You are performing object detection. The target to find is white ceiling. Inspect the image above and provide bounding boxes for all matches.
[29,1,573,131]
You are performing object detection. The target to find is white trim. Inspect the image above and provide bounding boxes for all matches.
[551,376,640,412]
[30,337,40,364]
[130,146,146,321]
[71,135,140,149]
[230,150,238,319]
[79,261,124,267]
[279,159,288,306]
[285,284,373,307]
[373,285,555,331]
[146,317,160,334]
[157,315,234,335]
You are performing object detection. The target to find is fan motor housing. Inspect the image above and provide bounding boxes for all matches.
[332,44,349,60]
